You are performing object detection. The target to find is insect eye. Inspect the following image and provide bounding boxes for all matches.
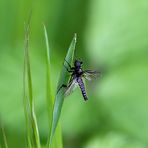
[80,61,83,64]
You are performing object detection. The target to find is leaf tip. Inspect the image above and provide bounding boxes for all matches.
[74,33,77,42]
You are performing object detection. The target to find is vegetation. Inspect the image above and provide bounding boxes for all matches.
[0,0,148,147]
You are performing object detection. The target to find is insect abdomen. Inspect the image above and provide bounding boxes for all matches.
[77,77,88,101]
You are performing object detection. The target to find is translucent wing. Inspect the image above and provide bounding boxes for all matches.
[83,70,101,81]
[65,76,78,96]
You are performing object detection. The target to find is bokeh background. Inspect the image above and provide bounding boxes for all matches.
[0,0,148,147]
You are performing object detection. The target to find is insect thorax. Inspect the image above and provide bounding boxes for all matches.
[75,68,83,76]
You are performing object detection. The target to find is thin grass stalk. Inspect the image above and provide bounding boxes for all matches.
[24,16,41,148]
[1,125,8,148]
[23,21,33,148]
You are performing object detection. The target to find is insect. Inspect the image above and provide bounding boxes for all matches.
[58,59,101,101]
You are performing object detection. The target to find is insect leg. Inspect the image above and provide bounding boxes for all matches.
[57,75,74,94]
[63,64,72,72]
[57,84,67,94]
[63,62,74,73]
[64,59,72,69]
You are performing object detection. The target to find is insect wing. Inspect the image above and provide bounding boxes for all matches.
[83,70,101,81]
[65,77,78,96]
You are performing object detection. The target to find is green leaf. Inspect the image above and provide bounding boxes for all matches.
[23,18,41,148]
[49,34,77,145]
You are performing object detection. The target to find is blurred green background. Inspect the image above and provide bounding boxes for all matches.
[0,0,148,147]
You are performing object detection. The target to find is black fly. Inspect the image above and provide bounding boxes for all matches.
[58,59,100,101]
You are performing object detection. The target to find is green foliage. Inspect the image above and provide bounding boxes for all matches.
[23,19,41,148]
[84,132,146,148]
[0,0,148,147]
[43,24,63,148]
[43,24,53,143]
[49,34,76,145]
[22,23,76,148]
[0,125,8,148]
[85,0,148,146]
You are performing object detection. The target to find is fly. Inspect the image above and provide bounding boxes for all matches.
[58,59,101,101]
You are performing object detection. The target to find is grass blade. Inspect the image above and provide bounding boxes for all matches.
[23,18,41,148]
[43,24,63,148]
[43,24,54,121]
[43,24,54,147]
[23,19,33,148]
[1,125,8,148]
[49,34,77,145]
